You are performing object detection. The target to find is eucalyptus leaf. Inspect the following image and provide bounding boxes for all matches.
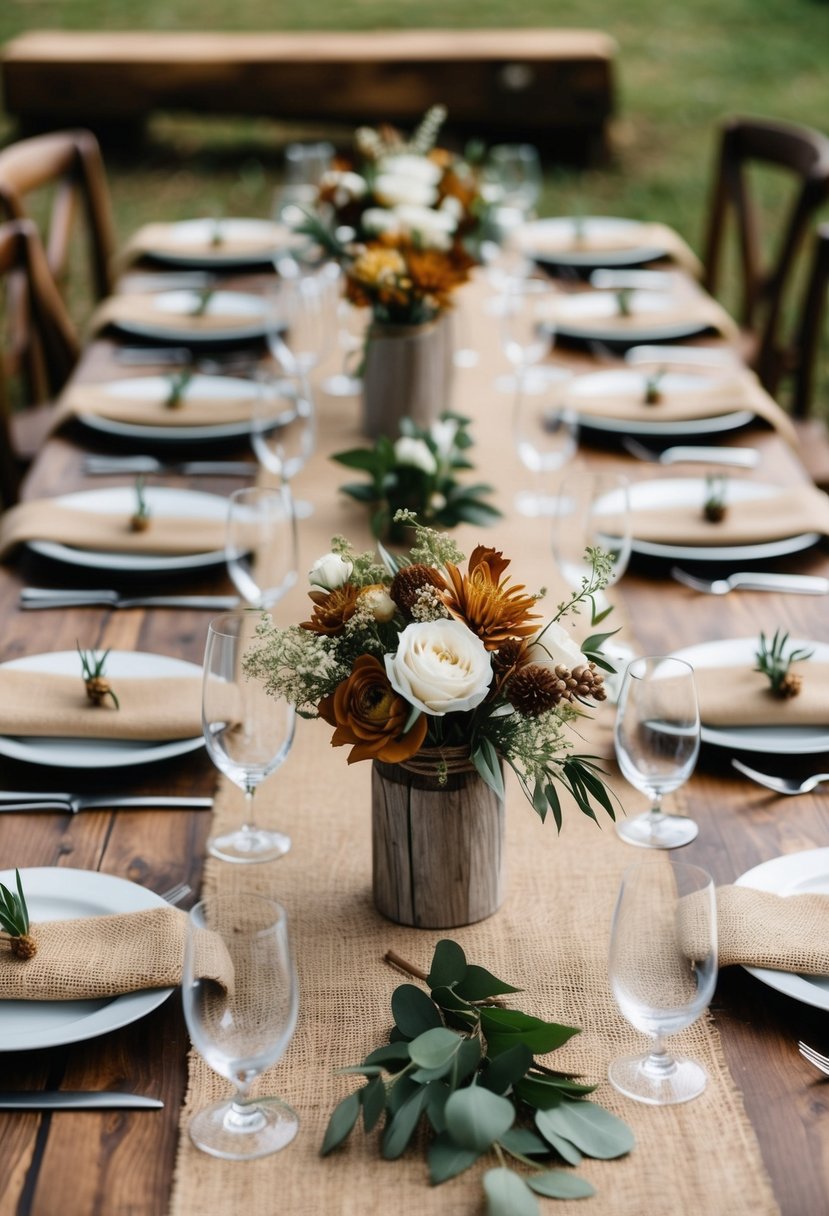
[455,964,521,1002]
[498,1127,550,1157]
[472,738,505,799]
[536,1100,635,1160]
[427,939,467,989]
[335,1064,385,1077]
[332,448,382,472]
[391,983,444,1039]
[362,1075,387,1133]
[364,1042,411,1067]
[534,1112,583,1165]
[482,1043,534,1095]
[321,1091,361,1155]
[482,1167,540,1216]
[382,1085,429,1160]
[480,1007,580,1057]
[387,1075,420,1115]
[516,1075,596,1106]
[428,1132,481,1185]
[444,1086,514,1152]
[452,1037,482,1087]
[527,1170,596,1199]
[425,1081,450,1134]
[408,1026,463,1071]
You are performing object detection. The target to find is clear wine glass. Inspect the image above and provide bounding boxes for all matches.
[225,486,297,609]
[266,267,338,378]
[202,611,296,863]
[321,297,367,397]
[499,277,553,393]
[513,370,578,516]
[608,860,717,1104]
[182,892,299,1158]
[484,143,543,218]
[614,656,701,849]
[251,370,316,519]
[552,471,632,602]
[272,139,334,227]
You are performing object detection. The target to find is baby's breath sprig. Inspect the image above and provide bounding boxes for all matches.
[395,512,465,569]
[0,869,37,959]
[755,629,814,699]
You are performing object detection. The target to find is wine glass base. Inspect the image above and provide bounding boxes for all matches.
[615,813,698,850]
[609,1053,708,1105]
[321,373,361,397]
[208,827,292,864]
[190,1097,299,1160]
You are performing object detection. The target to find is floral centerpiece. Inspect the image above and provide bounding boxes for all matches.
[246,519,617,928]
[332,411,501,542]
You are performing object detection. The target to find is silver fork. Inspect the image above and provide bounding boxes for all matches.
[732,759,829,796]
[82,456,255,477]
[622,437,758,467]
[159,881,193,906]
[798,1042,829,1076]
[670,567,829,595]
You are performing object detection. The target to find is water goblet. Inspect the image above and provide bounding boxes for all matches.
[551,471,632,605]
[321,297,367,397]
[608,860,717,1104]
[484,143,543,218]
[266,265,338,378]
[512,370,578,516]
[614,656,701,848]
[272,139,334,227]
[183,892,299,1158]
[225,485,297,609]
[203,611,295,863]
[499,277,553,393]
[251,369,316,519]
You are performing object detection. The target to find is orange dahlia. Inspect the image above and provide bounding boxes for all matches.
[441,546,541,651]
[318,655,427,764]
[301,584,362,636]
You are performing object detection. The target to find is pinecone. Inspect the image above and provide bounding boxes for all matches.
[390,564,446,616]
[704,502,727,523]
[10,933,37,960]
[774,671,803,699]
[508,661,607,717]
[492,638,531,680]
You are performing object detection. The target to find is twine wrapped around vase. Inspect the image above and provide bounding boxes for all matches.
[371,745,504,929]
[361,314,454,440]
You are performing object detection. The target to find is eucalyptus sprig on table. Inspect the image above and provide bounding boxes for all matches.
[0,869,36,959]
[755,628,814,699]
[321,940,634,1212]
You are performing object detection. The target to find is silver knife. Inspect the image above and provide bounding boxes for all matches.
[0,1092,163,1111]
[655,446,759,468]
[20,592,239,611]
[0,795,212,813]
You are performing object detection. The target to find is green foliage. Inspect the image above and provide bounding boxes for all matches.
[332,412,501,541]
[754,628,814,697]
[0,870,29,938]
[320,939,634,1206]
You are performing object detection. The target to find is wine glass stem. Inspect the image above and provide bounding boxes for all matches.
[647,793,665,829]
[225,1081,267,1133]
[241,785,257,833]
[643,1034,677,1079]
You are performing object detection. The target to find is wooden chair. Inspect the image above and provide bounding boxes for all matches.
[0,219,80,507]
[792,223,829,419]
[703,115,829,400]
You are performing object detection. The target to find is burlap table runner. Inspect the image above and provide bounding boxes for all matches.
[695,661,829,727]
[0,669,203,739]
[517,220,704,278]
[0,906,233,1000]
[0,501,228,559]
[169,272,777,1215]
[51,380,259,432]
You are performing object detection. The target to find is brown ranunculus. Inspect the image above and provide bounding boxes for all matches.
[318,655,427,764]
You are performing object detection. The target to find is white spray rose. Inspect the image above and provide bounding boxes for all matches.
[361,207,401,236]
[360,587,396,623]
[374,174,439,209]
[378,154,443,186]
[429,417,459,460]
[308,552,353,592]
[394,436,438,475]
[385,619,492,716]
[395,203,457,250]
[320,169,368,202]
[527,622,589,672]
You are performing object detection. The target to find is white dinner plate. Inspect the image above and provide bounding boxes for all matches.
[595,477,820,564]
[77,373,258,443]
[0,649,204,768]
[548,290,711,345]
[143,217,291,269]
[568,368,754,438]
[0,867,174,1050]
[670,637,829,754]
[110,290,269,345]
[734,850,829,1010]
[28,485,228,574]
[519,216,668,269]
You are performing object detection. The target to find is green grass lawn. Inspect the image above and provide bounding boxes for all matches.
[1,0,828,406]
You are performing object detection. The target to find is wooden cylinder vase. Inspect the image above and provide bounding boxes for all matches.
[361,314,454,440]
[371,748,504,929]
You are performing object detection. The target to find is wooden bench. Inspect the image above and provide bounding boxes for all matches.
[1,29,617,160]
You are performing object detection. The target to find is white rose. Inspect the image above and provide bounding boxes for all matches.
[361,207,401,236]
[439,194,464,221]
[378,154,443,186]
[527,622,589,673]
[429,417,459,460]
[395,203,457,250]
[320,169,367,201]
[385,620,492,716]
[308,552,353,592]
[374,173,438,209]
[394,436,438,475]
[361,586,396,623]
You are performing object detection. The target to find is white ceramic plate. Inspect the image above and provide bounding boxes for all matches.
[519,216,668,269]
[568,368,754,438]
[548,290,710,344]
[0,650,204,768]
[670,637,829,754]
[143,217,289,268]
[110,290,268,345]
[28,485,228,573]
[0,867,174,1050]
[595,477,820,564]
[734,850,829,1010]
[77,373,257,443]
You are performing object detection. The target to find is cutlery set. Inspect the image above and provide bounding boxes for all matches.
[0,792,213,813]
[671,567,829,595]
[82,456,255,477]
[622,437,759,468]
[19,589,240,610]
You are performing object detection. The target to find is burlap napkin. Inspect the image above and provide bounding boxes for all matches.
[604,482,829,546]
[0,906,233,1000]
[682,885,829,972]
[88,293,265,336]
[567,368,798,446]
[0,501,228,559]
[119,219,296,266]
[519,219,704,277]
[0,669,203,740]
[544,288,740,344]
[695,661,829,727]
[51,379,259,432]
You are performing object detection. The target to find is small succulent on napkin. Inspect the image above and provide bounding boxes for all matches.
[643,367,666,405]
[130,475,151,532]
[703,473,728,522]
[164,369,193,409]
[615,287,634,317]
[755,629,814,699]
[77,643,120,709]
[190,286,214,317]
[0,870,36,959]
